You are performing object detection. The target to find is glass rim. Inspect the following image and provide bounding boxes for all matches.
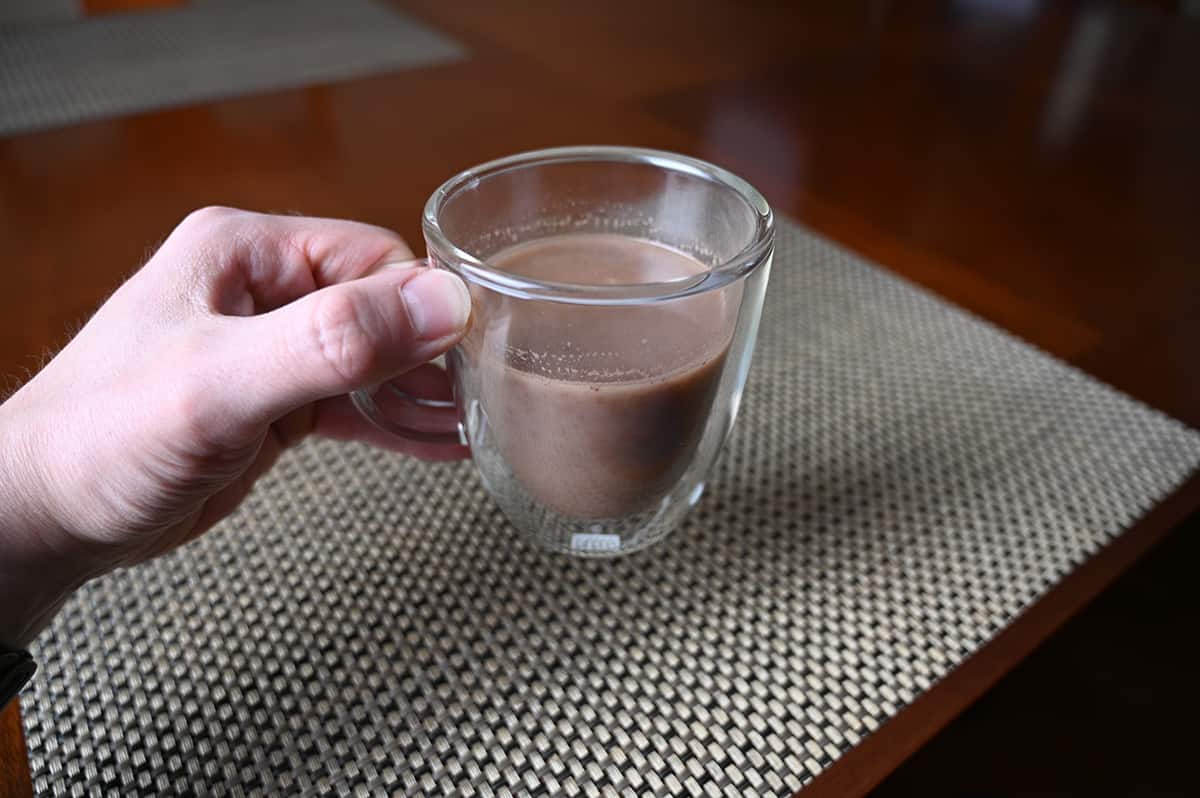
[422,146,774,305]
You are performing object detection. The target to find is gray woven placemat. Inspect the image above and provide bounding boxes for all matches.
[21,219,1200,797]
[0,0,464,137]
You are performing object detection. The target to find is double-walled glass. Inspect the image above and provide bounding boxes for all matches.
[354,146,773,556]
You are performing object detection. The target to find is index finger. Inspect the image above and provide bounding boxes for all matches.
[158,206,418,314]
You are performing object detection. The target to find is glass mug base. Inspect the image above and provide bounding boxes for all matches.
[352,146,773,557]
[478,465,703,558]
[468,394,711,557]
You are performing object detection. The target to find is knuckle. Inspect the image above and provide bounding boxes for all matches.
[310,290,379,386]
[179,205,242,235]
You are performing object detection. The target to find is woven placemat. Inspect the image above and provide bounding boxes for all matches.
[0,0,464,137]
[22,219,1200,797]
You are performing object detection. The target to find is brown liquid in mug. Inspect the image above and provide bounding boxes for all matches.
[474,233,734,519]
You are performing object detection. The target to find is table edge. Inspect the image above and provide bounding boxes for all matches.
[796,468,1200,797]
[0,700,31,798]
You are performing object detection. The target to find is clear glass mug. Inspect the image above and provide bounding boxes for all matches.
[353,146,773,557]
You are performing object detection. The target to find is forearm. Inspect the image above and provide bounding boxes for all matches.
[0,396,102,649]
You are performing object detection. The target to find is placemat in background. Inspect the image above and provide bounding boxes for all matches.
[0,0,464,137]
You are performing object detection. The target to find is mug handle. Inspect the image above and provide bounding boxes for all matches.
[350,381,462,445]
[348,258,465,446]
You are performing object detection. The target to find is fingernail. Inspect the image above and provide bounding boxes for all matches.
[401,270,471,340]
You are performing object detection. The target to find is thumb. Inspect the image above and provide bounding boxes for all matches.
[222,266,470,427]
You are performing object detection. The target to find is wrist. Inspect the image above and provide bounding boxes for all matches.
[0,394,107,649]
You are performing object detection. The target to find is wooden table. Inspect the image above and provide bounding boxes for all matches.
[3,2,1198,795]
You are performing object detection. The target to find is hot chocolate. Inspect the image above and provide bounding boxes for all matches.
[471,233,735,518]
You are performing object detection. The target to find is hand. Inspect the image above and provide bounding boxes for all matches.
[0,207,471,648]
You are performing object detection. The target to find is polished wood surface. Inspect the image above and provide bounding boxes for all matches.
[2,1,1198,795]
[82,0,188,14]
[0,704,30,798]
